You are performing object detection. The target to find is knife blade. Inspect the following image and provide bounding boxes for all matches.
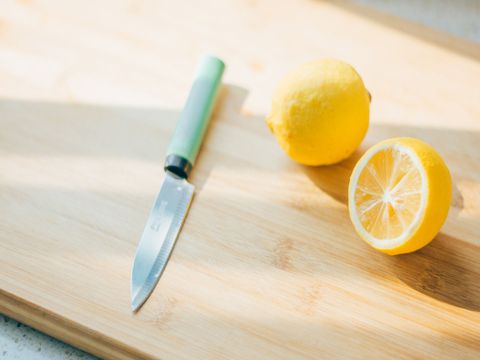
[131,55,225,312]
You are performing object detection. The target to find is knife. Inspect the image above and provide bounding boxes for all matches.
[131,55,225,312]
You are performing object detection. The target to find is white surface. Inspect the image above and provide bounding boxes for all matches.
[351,0,480,43]
[1,1,479,359]
[0,315,96,360]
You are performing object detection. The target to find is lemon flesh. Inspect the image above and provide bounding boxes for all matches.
[267,59,370,165]
[348,137,452,255]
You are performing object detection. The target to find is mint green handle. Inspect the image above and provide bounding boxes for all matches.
[167,55,225,166]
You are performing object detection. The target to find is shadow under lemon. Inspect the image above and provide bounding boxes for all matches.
[302,123,480,311]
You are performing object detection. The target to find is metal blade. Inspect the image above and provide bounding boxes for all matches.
[131,172,194,312]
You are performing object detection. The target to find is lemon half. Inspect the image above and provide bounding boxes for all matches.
[348,137,452,255]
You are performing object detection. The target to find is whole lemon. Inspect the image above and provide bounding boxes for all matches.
[266,59,370,165]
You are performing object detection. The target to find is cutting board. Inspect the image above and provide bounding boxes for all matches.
[1,1,480,359]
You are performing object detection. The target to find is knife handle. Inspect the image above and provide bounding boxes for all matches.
[165,55,225,179]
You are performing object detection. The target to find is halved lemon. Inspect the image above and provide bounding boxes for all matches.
[348,137,452,255]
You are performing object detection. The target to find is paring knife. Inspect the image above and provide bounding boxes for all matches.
[131,55,225,312]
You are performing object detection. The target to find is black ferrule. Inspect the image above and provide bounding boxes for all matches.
[164,154,192,179]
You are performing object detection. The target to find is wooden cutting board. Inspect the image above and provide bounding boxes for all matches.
[1,1,480,359]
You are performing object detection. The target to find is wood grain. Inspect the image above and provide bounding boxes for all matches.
[1,0,480,359]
